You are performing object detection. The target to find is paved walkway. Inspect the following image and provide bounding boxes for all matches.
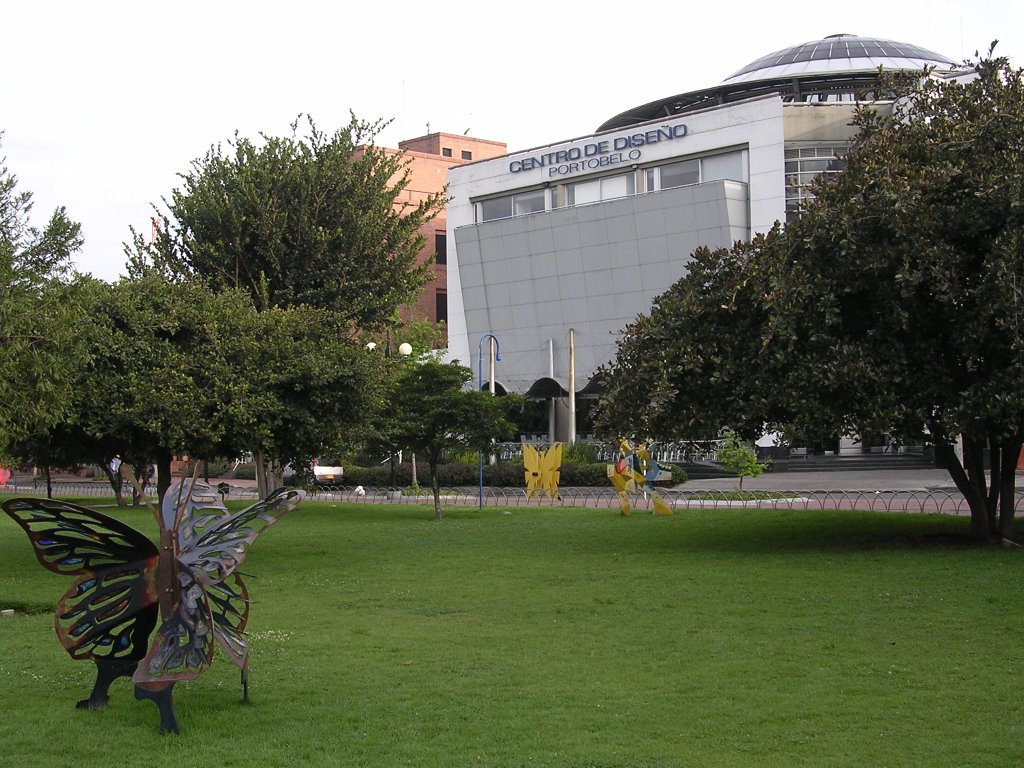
[679,468,962,492]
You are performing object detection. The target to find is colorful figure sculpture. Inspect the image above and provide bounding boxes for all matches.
[523,443,563,501]
[607,438,672,517]
[1,472,304,733]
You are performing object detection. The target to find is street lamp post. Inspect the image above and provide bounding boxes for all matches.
[368,338,412,493]
[478,333,501,509]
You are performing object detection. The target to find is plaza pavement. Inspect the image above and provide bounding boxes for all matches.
[678,467,964,493]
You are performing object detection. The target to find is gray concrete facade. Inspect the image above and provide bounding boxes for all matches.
[454,180,748,395]
[446,95,786,416]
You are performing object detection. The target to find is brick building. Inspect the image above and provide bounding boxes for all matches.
[388,132,506,342]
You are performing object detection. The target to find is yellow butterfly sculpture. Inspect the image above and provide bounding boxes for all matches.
[523,443,563,501]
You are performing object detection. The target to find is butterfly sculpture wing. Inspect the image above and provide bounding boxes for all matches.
[207,573,251,669]
[523,444,542,499]
[1,498,159,661]
[177,487,305,585]
[539,443,563,501]
[133,485,304,685]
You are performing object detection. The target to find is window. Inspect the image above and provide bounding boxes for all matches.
[478,190,549,222]
[566,173,636,205]
[646,150,747,192]
[701,152,745,183]
[659,159,700,190]
[513,189,545,216]
[442,147,453,158]
[461,150,472,160]
[435,290,448,324]
[784,145,847,221]
[479,196,513,221]
[435,233,447,265]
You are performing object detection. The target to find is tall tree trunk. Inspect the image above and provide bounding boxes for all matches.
[999,436,1021,540]
[430,456,442,521]
[101,460,126,507]
[987,432,1001,533]
[155,449,172,505]
[44,465,52,499]
[937,441,990,540]
[131,460,152,506]
[254,449,283,500]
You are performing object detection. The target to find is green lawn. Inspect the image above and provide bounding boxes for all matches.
[1,500,1022,767]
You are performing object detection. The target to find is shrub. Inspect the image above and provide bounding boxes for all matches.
[560,462,611,486]
[656,463,688,486]
[563,442,599,464]
[233,462,256,480]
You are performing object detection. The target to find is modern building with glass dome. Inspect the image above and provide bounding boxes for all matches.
[444,34,959,442]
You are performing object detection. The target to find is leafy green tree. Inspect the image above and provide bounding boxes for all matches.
[0,137,90,460]
[40,272,382,501]
[598,51,1024,540]
[63,274,256,500]
[379,359,521,520]
[126,115,443,494]
[717,431,767,490]
[130,114,444,326]
[594,237,777,443]
[766,51,1024,540]
[220,302,384,498]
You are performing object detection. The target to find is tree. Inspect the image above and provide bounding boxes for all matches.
[769,51,1024,540]
[37,271,383,502]
[598,51,1024,540]
[127,115,444,495]
[593,237,778,444]
[218,302,384,498]
[717,431,767,490]
[130,114,444,326]
[63,274,256,500]
[380,359,521,520]
[0,136,91,460]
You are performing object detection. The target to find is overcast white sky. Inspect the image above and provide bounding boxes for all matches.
[3,0,1020,282]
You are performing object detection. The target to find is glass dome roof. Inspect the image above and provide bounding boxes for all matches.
[723,34,956,85]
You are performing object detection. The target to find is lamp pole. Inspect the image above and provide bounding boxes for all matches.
[369,338,412,493]
[478,333,501,508]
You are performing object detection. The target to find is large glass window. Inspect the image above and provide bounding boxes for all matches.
[660,159,700,190]
[785,145,847,221]
[513,189,546,216]
[567,178,600,206]
[479,196,513,222]
[701,152,745,183]
[566,173,635,206]
[478,190,550,222]
[647,150,747,192]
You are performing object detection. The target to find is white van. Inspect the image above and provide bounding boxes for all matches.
[312,458,344,485]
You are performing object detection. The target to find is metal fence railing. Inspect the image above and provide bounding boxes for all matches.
[5,480,1018,517]
[300,484,1019,516]
[0,480,160,499]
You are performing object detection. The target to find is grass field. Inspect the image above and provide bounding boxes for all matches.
[1,499,1022,767]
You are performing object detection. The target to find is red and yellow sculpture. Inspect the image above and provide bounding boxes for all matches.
[523,443,563,501]
[607,438,672,516]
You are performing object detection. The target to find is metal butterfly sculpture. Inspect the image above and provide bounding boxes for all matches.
[1,471,304,734]
[523,443,563,502]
